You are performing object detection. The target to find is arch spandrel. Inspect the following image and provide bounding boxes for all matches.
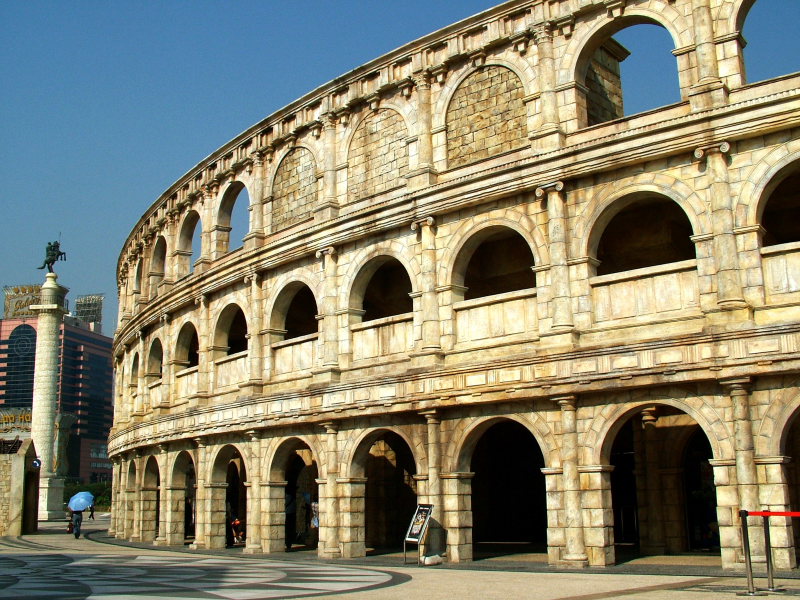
[753,376,800,457]
[340,426,427,480]
[444,412,559,474]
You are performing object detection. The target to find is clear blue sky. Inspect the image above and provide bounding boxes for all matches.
[1,0,798,333]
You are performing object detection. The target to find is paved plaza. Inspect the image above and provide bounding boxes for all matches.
[2,516,800,599]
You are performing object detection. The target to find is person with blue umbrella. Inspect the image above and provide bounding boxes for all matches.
[68,492,94,539]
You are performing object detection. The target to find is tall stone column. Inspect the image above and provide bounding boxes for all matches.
[555,395,588,566]
[531,23,564,152]
[724,377,764,558]
[316,113,340,221]
[694,142,748,314]
[189,438,208,549]
[31,272,68,520]
[688,0,728,109]
[411,217,442,366]
[195,294,210,404]
[242,274,263,396]
[314,248,341,383]
[420,410,444,555]
[319,422,342,558]
[409,72,437,187]
[243,430,263,554]
[536,181,575,343]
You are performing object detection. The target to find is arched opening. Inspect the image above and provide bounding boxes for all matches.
[741,0,800,85]
[361,431,417,554]
[218,182,251,254]
[149,236,167,294]
[133,260,143,300]
[175,322,200,369]
[272,283,318,341]
[210,445,247,549]
[358,258,413,322]
[214,305,248,357]
[283,444,320,552]
[470,420,546,559]
[608,407,719,563]
[782,408,800,556]
[171,451,196,544]
[125,460,137,538]
[578,21,680,127]
[178,210,202,276]
[593,196,695,276]
[761,167,800,247]
[5,325,36,407]
[458,228,536,300]
[147,339,163,380]
[129,353,141,413]
[142,457,161,542]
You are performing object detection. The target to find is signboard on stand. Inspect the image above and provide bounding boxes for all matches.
[404,503,433,564]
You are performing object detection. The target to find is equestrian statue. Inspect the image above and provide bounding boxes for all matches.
[37,241,67,273]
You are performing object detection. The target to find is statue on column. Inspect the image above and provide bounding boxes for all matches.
[37,241,66,273]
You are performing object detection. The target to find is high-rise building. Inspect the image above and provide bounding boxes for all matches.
[0,289,113,483]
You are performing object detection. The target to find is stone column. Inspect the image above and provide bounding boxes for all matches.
[194,294,210,405]
[108,457,121,536]
[408,72,437,187]
[441,471,474,562]
[555,395,588,566]
[314,248,341,383]
[536,181,576,344]
[319,422,342,558]
[531,23,564,152]
[262,480,287,553]
[316,113,340,221]
[709,458,739,568]
[243,430,263,554]
[244,152,266,249]
[694,142,748,315]
[723,377,764,558]
[338,477,368,558]
[30,272,69,520]
[578,465,615,566]
[189,438,208,549]
[241,274,264,396]
[688,0,728,109]
[755,456,797,569]
[411,217,442,366]
[421,410,445,555]
[639,408,666,554]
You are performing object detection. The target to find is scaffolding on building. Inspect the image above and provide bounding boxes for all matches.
[74,294,104,329]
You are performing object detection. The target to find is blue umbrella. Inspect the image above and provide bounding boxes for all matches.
[68,491,94,512]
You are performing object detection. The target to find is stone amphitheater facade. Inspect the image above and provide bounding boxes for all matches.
[109,0,800,569]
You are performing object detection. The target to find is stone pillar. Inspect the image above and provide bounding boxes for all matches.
[710,458,739,568]
[408,72,437,187]
[189,439,208,549]
[243,430,263,554]
[441,471,473,562]
[163,484,184,545]
[530,22,564,152]
[541,467,564,564]
[338,477,367,558]
[536,181,576,344]
[411,217,442,366]
[316,113,340,221]
[694,142,749,316]
[420,410,445,556]
[262,480,287,553]
[579,465,615,566]
[554,396,588,566]
[194,294,210,404]
[30,272,68,521]
[755,456,797,569]
[319,422,342,558]
[639,408,666,554]
[688,0,728,109]
[244,152,266,248]
[108,457,121,537]
[314,248,341,383]
[241,274,264,396]
[723,377,764,559]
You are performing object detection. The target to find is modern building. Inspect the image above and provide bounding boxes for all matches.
[109,0,799,570]
[0,290,114,483]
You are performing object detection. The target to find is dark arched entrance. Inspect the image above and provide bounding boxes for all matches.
[470,420,546,559]
[609,407,718,562]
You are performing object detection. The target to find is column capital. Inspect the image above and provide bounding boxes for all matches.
[320,421,338,435]
[411,216,436,232]
[419,409,440,424]
[720,376,751,394]
[552,395,577,411]
[694,141,730,161]
[535,180,565,197]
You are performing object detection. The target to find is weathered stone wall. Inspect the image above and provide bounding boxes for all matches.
[271,148,317,232]
[347,109,409,201]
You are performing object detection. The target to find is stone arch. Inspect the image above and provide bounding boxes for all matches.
[215,180,251,253]
[432,57,534,131]
[268,436,324,481]
[444,64,528,168]
[174,321,200,369]
[169,449,197,542]
[344,426,425,479]
[576,179,708,261]
[755,377,800,457]
[147,337,164,378]
[589,393,732,467]
[270,146,318,232]
[207,443,249,548]
[212,303,249,357]
[737,144,800,231]
[141,455,162,541]
[267,279,320,338]
[559,8,689,89]
[341,242,420,312]
[347,108,409,202]
[129,352,140,386]
[177,209,202,276]
[149,235,167,291]
[208,443,249,484]
[446,412,560,473]
[723,0,758,37]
